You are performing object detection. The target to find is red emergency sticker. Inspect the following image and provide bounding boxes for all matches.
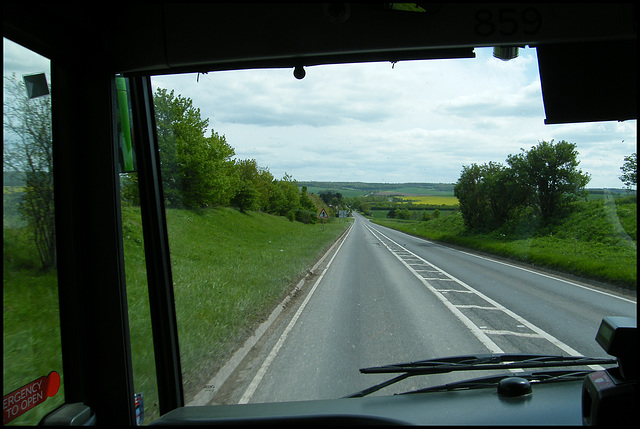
[3,371,60,424]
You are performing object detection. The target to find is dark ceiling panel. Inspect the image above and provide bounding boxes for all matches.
[537,40,637,124]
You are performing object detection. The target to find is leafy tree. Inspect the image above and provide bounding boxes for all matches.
[153,88,235,208]
[360,201,371,215]
[455,161,528,230]
[146,88,315,221]
[231,158,260,212]
[454,164,491,229]
[231,182,259,213]
[294,187,318,224]
[482,161,527,227]
[319,190,343,205]
[299,186,317,211]
[619,153,637,189]
[274,173,301,218]
[254,167,276,211]
[266,181,285,215]
[347,196,363,212]
[396,208,411,220]
[3,74,56,269]
[507,140,590,224]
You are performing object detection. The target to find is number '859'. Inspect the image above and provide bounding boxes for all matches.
[475,8,542,37]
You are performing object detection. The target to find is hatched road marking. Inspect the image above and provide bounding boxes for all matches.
[363,222,605,370]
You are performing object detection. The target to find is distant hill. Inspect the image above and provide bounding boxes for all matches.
[299,181,635,199]
[299,181,456,197]
[585,188,637,200]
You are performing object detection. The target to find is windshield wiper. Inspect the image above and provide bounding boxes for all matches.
[359,353,616,374]
[345,353,616,398]
[400,369,594,395]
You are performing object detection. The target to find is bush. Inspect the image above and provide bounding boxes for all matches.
[295,209,316,224]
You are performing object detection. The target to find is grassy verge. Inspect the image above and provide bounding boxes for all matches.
[370,198,636,289]
[166,208,351,400]
[121,206,351,420]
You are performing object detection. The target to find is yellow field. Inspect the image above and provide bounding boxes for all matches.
[397,195,459,206]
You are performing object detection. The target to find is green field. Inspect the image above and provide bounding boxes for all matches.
[299,182,456,198]
[371,197,637,288]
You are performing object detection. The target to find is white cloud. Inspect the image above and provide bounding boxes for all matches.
[188,48,634,186]
[4,38,635,188]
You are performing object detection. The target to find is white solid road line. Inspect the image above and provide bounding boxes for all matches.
[238,223,354,404]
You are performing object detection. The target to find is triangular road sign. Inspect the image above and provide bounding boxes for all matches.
[318,208,329,218]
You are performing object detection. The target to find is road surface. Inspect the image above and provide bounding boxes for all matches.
[207,212,636,405]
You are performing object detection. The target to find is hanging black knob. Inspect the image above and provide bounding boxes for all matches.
[293,65,306,80]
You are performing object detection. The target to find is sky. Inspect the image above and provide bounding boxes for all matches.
[4,37,637,188]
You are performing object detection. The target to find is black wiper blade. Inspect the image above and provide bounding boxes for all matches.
[345,353,616,398]
[346,373,412,398]
[359,353,616,375]
[400,369,594,395]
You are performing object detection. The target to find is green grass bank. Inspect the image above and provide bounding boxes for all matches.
[122,206,351,419]
[370,198,636,289]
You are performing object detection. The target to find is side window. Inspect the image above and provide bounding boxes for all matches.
[3,38,64,425]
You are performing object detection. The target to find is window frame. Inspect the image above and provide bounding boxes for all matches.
[4,40,184,424]
[51,60,136,425]
[127,75,184,415]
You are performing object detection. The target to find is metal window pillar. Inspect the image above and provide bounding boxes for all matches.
[128,76,185,415]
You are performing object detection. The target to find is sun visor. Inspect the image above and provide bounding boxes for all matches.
[536,41,636,125]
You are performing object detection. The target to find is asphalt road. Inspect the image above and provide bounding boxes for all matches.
[212,212,636,405]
